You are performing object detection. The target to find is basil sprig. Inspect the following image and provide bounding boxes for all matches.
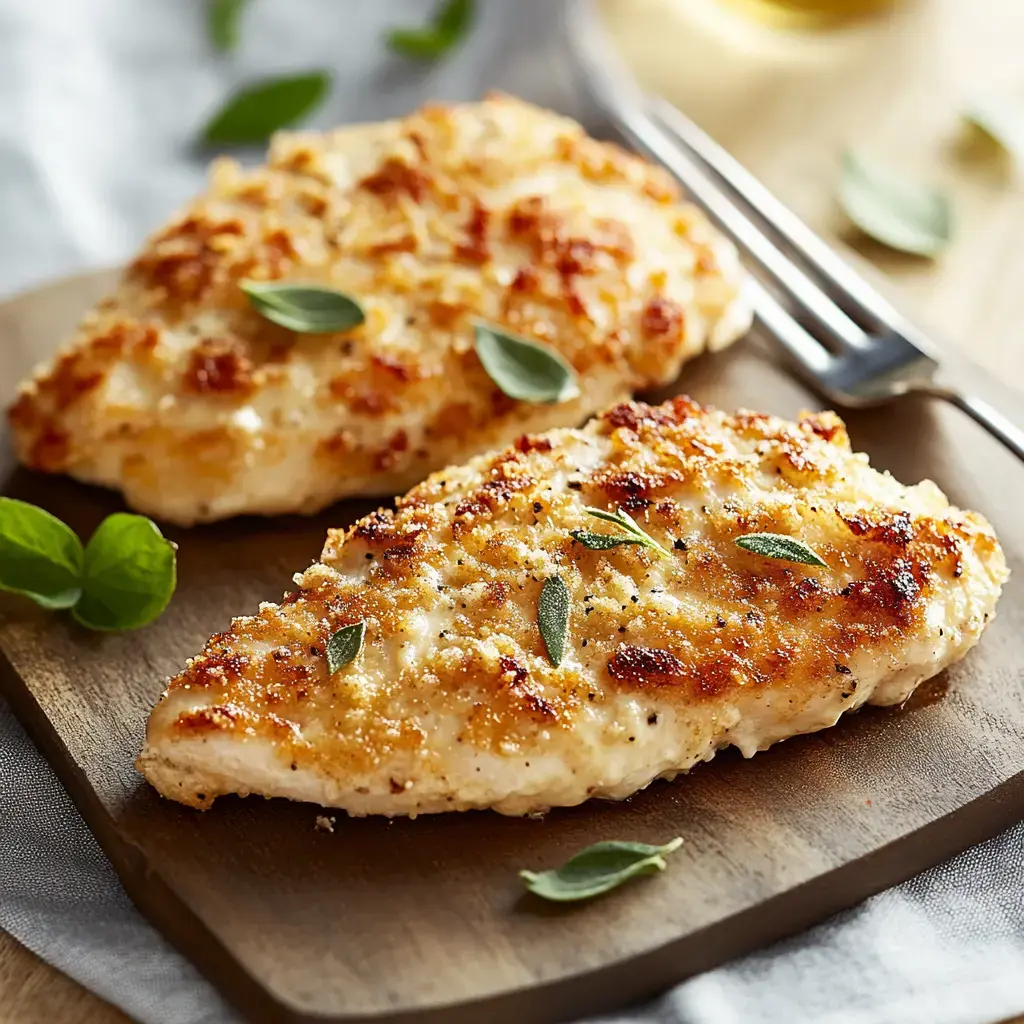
[386,0,476,61]
[241,281,366,334]
[0,499,176,631]
[201,72,331,146]
[538,575,569,668]
[571,507,669,559]
[838,150,952,258]
[734,532,828,568]
[474,323,579,405]
[327,622,366,674]
[521,838,683,903]
[208,0,248,52]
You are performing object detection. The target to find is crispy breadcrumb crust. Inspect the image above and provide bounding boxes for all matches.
[9,95,749,525]
[138,397,1007,815]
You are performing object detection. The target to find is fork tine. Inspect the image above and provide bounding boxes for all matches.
[747,279,834,378]
[650,99,907,336]
[604,89,868,354]
[566,0,869,355]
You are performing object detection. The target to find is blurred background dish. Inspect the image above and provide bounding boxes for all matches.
[706,0,901,28]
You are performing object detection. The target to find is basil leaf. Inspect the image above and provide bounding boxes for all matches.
[72,514,177,631]
[474,323,578,405]
[538,575,570,668]
[241,280,366,334]
[521,838,683,903]
[0,498,83,610]
[965,99,1024,164]
[735,532,828,568]
[570,530,644,551]
[201,72,330,146]
[579,507,669,559]
[839,150,952,257]
[209,0,248,52]
[386,0,475,61]
[327,622,366,674]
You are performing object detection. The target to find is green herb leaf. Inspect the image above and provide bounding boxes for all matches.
[72,514,177,631]
[735,532,828,568]
[208,0,248,52]
[241,280,365,334]
[538,575,570,667]
[965,98,1024,164]
[474,323,579,405]
[201,72,330,146]
[436,0,475,38]
[386,28,453,60]
[577,507,669,559]
[386,0,475,61]
[838,150,952,257]
[327,622,366,674]
[521,838,683,903]
[0,498,84,610]
[569,530,645,551]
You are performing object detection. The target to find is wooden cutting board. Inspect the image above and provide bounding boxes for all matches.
[1,271,1023,1024]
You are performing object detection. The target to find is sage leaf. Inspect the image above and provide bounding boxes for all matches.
[474,323,579,405]
[521,838,683,903]
[0,498,83,610]
[386,0,475,61]
[965,99,1024,165]
[583,507,639,528]
[327,622,366,674]
[570,530,644,552]
[577,507,669,559]
[241,281,365,334]
[72,514,177,631]
[208,0,248,52]
[201,71,330,146]
[735,532,828,568]
[838,150,952,257]
[538,575,570,668]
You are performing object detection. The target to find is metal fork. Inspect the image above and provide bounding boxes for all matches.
[564,0,1024,463]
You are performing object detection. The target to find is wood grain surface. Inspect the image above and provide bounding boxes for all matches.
[3,0,1024,1020]
[0,932,129,1024]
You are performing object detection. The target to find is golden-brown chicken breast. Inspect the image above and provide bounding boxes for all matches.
[137,397,1007,815]
[8,95,749,525]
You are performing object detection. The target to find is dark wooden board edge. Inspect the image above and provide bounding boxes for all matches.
[5,636,1024,1024]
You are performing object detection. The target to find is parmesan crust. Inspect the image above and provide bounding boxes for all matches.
[8,94,749,525]
[137,397,1007,816]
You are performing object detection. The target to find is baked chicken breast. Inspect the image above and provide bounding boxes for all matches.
[8,95,749,525]
[138,397,1007,815]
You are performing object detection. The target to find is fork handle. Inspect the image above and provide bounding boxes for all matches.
[928,390,1024,464]
[920,364,1024,464]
